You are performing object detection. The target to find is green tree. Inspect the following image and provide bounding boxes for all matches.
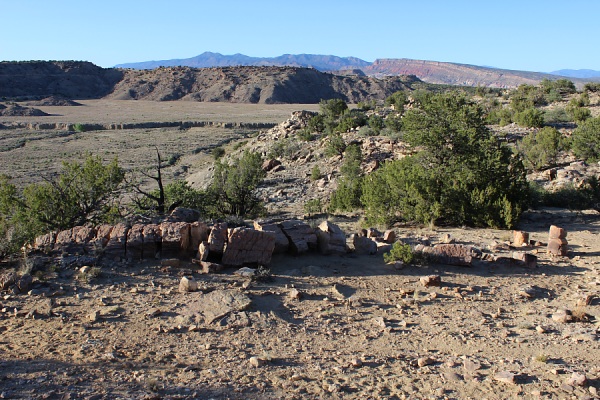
[518,127,565,171]
[362,92,528,229]
[571,117,600,162]
[329,144,363,212]
[207,150,266,218]
[0,155,124,257]
[385,90,408,113]
[319,98,348,120]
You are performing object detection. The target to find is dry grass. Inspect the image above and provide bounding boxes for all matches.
[0,101,318,187]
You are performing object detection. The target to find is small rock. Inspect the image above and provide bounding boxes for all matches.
[161,258,180,268]
[513,230,529,246]
[463,359,481,373]
[234,267,256,277]
[382,230,396,244]
[350,358,362,368]
[494,371,516,384]
[88,310,100,322]
[417,356,435,367]
[372,316,387,329]
[420,275,442,287]
[566,372,587,387]
[288,288,302,300]
[249,356,265,368]
[179,276,198,293]
[552,309,573,323]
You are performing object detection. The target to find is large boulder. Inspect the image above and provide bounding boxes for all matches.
[316,221,346,255]
[208,222,228,254]
[222,228,276,266]
[126,224,145,260]
[352,234,377,255]
[254,220,289,253]
[279,220,317,255]
[142,224,161,259]
[189,221,209,252]
[104,223,129,258]
[414,243,481,266]
[160,222,190,257]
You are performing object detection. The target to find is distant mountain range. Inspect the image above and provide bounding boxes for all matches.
[115,52,370,72]
[115,52,600,88]
[550,69,600,79]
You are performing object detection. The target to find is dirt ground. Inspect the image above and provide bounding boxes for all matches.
[0,209,598,399]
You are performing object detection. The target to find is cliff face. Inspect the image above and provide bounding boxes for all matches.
[362,59,552,88]
[0,61,124,98]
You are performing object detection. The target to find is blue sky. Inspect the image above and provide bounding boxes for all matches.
[1,0,598,72]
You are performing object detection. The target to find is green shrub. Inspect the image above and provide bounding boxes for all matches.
[543,107,570,124]
[567,106,591,123]
[385,90,408,114]
[319,98,348,119]
[297,129,315,142]
[310,165,321,181]
[362,92,528,229]
[304,198,322,216]
[206,150,266,218]
[514,107,544,128]
[268,138,300,159]
[329,143,363,212]
[517,127,565,171]
[324,133,346,157]
[211,146,225,160]
[383,242,414,264]
[584,82,600,93]
[571,117,600,162]
[72,123,86,132]
[529,178,600,210]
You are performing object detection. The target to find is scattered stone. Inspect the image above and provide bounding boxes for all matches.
[262,158,281,172]
[351,234,377,255]
[463,359,481,373]
[440,233,454,244]
[15,274,33,293]
[420,275,442,287]
[512,252,538,268]
[88,310,100,322]
[549,225,567,240]
[249,356,265,368]
[382,230,396,244]
[288,288,302,300]
[366,228,381,238]
[179,276,198,293]
[0,271,17,291]
[518,285,539,299]
[146,308,162,317]
[372,316,387,329]
[576,294,594,307]
[193,260,223,274]
[350,358,362,368]
[417,356,435,367]
[513,231,529,246]
[316,220,347,255]
[234,267,256,277]
[548,238,568,256]
[552,309,573,324]
[566,372,587,387]
[548,225,568,256]
[414,243,481,266]
[197,241,210,261]
[494,371,516,384]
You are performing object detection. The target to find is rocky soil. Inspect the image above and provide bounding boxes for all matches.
[0,210,598,399]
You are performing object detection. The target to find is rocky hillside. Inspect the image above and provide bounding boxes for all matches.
[0,61,123,99]
[0,61,429,104]
[361,59,560,88]
[107,66,423,104]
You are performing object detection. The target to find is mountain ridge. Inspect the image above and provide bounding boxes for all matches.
[115,52,600,88]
